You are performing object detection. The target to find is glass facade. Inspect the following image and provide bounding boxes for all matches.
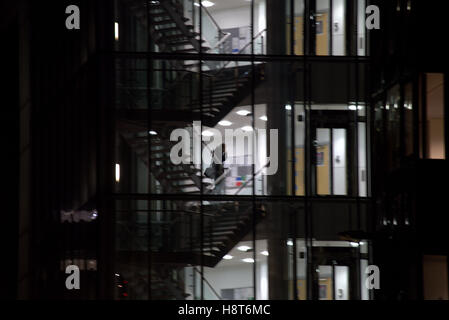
[111,0,372,300]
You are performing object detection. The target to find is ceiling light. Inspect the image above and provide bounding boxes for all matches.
[223,255,233,260]
[194,1,215,7]
[202,130,214,137]
[350,242,359,248]
[348,105,357,111]
[149,130,157,135]
[218,120,232,126]
[287,240,293,246]
[285,104,292,111]
[259,115,267,121]
[261,251,269,256]
[237,245,251,252]
[236,110,251,116]
[241,126,253,132]
[242,258,255,263]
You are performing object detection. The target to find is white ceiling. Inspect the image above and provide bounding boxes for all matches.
[206,0,258,12]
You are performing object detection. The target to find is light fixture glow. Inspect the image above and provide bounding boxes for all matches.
[223,255,233,260]
[115,164,120,182]
[218,120,232,126]
[241,126,253,132]
[348,105,357,111]
[285,104,292,111]
[259,115,268,121]
[350,242,359,248]
[149,130,157,135]
[194,1,215,7]
[114,22,119,41]
[261,251,269,256]
[242,258,255,263]
[236,110,251,116]
[287,240,294,246]
[237,245,251,252]
[202,130,214,137]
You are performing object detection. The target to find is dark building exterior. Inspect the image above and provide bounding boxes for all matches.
[2,0,447,300]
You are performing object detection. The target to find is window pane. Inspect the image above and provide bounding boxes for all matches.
[404,82,414,156]
[426,73,445,159]
[332,0,346,56]
[316,0,330,56]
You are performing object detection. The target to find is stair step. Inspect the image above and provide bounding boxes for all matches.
[203,87,240,95]
[173,47,210,53]
[150,12,170,19]
[153,19,174,25]
[157,25,194,33]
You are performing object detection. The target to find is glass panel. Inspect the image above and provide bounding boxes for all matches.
[114,0,149,52]
[293,0,305,55]
[287,104,305,196]
[357,0,366,56]
[202,200,256,300]
[202,0,252,54]
[332,128,347,196]
[358,120,368,197]
[316,0,330,56]
[423,255,449,300]
[331,0,346,56]
[316,128,331,195]
[404,82,414,156]
[386,85,401,171]
[311,199,371,300]
[426,73,445,159]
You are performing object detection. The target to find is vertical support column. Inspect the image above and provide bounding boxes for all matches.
[96,0,116,300]
[266,0,289,300]
[17,0,31,299]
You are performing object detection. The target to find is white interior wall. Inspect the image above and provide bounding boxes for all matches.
[332,0,345,55]
[203,264,255,300]
[358,123,367,197]
[334,266,350,300]
[332,128,347,195]
[357,0,366,56]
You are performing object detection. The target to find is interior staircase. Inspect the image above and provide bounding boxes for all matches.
[115,0,267,299]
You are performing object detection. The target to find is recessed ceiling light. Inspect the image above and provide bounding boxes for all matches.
[261,251,269,256]
[218,120,232,126]
[194,1,215,7]
[287,240,293,246]
[237,245,251,252]
[149,130,157,135]
[223,255,233,260]
[241,126,253,132]
[242,258,255,263]
[236,110,251,116]
[202,130,214,137]
[259,115,267,121]
[285,104,292,111]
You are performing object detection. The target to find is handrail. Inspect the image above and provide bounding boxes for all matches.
[235,161,270,195]
[200,3,226,38]
[211,32,232,50]
[214,28,267,75]
[194,267,222,300]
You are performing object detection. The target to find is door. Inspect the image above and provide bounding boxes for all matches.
[311,110,357,196]
[311,246,359,300]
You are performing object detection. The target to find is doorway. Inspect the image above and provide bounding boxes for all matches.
[311,246,360,300]
[310,110,357,196]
